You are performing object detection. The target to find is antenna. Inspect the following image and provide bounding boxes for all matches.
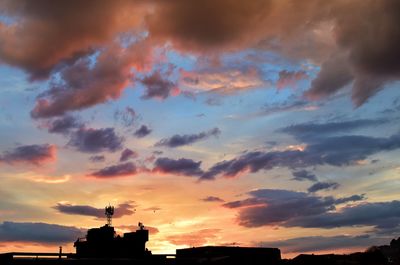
[138,222,144,230]
[105,205,114,226]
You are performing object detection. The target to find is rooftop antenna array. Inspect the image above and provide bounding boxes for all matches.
[105,205,114,226]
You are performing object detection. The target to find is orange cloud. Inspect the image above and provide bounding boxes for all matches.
[180,67,264,93]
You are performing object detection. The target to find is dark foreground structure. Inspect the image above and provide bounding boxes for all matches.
[1,206,399,265]
[74,222,150,258]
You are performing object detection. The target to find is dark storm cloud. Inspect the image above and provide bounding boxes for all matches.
[203,132,400,179]
[201,196,225,203]
[119,148,138,162]
[0,144,56,165]
[0,221,84,244]
[258,235,389,253]
[292,170,317,182]
[68,127,123,153]
[89,162,137,178]
[223,188,397,230]
[53,201,135,218]
[153,157,204,177]
[280,119,388,142]
[156,128,221,148]
[306,53,354,101]
[47,115,82,134]
[304,1,400,105]
[308,182,340,193]
[134,125,152,138]
[140,71,177,100]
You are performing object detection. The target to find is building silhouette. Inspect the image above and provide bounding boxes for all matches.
[74,221,150,258]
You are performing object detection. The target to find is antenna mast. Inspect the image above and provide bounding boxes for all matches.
[105,205,114,226]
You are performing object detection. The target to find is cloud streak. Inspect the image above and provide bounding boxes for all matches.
[0,221,84,244]
[0,144,56,165]
[53,201,135,218]
[89,162,137,178]
[308,182,340,193]
[156,128,221,148]
[153,157,204,177]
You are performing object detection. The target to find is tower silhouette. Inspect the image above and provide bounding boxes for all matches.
[105,205,114,226]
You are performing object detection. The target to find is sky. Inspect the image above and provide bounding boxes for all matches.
[0,0,400,258]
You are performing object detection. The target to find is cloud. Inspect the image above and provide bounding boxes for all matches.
[30,44,151,118]
[89,155,105,163]
[0,144,56,165]
[258,235,389,253]
[46,115,82,134]
[292,170,317,182]
[303,1,400,105]
[89,162,137,178]
[1,0,400,106]
[203,132,400,179]
[180,67,264,93]
[146,0,272,51]
[223,188,399,230]
[68,127,123,153]
[306,53,354,100]
[156,128,221,148]
[114,107,138,128]
[134,125,152,138]
[201,196,225,203]
[53,201,135,218]
[308,182,340,193]
[276,70,308,89]
[150,0,400,104]
[119,148,138,162]
[0,221,84,244]
[284,201,400,230]
[280,119,388,142]
[334,194,366,204]
[166,229,220,246]
[0,0,145,80]
[153,157,204,177]
[140,71,178,100]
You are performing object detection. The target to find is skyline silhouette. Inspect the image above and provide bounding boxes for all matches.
[0,207,399,264]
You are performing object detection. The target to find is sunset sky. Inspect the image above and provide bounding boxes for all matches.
[0,0,400,258]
